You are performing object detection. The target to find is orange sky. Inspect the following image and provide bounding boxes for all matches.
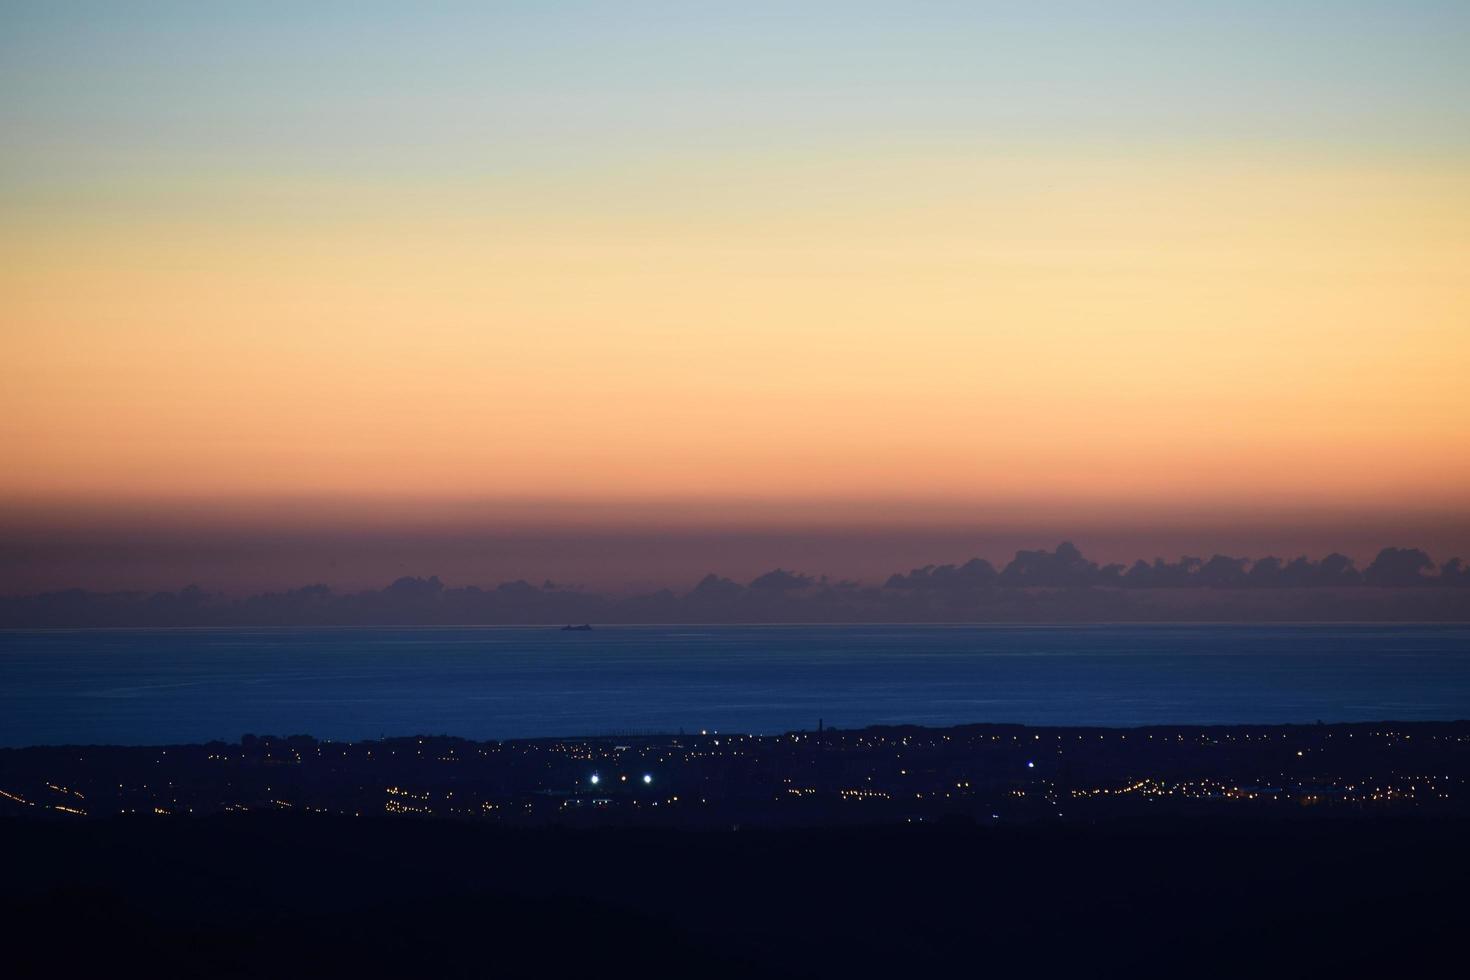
[7,152,1468,514]
[4,4,1469,590]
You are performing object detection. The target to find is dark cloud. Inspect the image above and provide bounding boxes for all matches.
[1123,556,1196,588]
[1243,554,1362,587]
[688,574,744,602]
[885,558,998,591]
[1196,555,1249,588]
[1364,548,1436,587]
[747,569,813,592]
[999,542,1101,587]
[386,575,444,598]
[4,543,1468,627]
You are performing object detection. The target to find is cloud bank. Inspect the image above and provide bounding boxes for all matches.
[4,544,1469,627]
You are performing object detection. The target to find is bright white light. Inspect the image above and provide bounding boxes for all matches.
[642,774,653,784]
[589,774,600,785]
[1026,761,1035,768]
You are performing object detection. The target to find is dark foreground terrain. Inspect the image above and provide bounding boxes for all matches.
[4,815,1466,978]
[3,721,1468,976]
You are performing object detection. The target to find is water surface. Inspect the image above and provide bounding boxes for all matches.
[2,625,1467,746]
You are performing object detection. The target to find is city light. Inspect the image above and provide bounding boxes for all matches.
[3,725,1457,822]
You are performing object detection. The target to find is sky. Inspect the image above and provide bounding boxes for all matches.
[3,2,1468,591]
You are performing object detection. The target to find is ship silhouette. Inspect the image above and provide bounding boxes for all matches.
[561,623,593,631]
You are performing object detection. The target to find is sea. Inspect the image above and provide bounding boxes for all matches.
[1,624,1468,747]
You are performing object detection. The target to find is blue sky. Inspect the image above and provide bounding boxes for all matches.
[4,1,1467,182]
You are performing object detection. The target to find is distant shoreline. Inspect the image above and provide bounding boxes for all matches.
[5,716,1469,752]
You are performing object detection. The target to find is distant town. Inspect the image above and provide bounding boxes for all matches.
[5,720,1465,827]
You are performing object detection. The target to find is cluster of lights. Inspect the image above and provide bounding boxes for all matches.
[589,773,654,786]
[6,723,1465,822]
[384,799,432,815]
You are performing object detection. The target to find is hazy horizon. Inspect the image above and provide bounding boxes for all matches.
[4,500,1468,595]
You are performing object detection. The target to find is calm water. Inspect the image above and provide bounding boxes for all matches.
[1,625,1468,747]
